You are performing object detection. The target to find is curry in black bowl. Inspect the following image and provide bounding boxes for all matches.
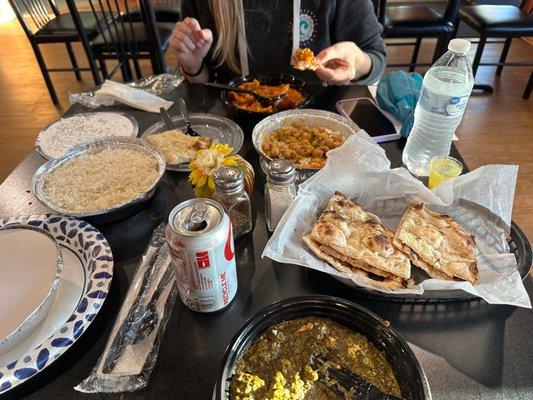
[221,74,312,117]
[230,317,401,399]
[216,296,430,400]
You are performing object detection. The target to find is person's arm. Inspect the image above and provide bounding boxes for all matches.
[336,0,386,84]
[170,0,212,83]
[315,0,386,85]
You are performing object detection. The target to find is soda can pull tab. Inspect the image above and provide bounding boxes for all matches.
[183,202,210,231]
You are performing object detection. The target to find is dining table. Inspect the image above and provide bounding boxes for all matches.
[0,82,531,400]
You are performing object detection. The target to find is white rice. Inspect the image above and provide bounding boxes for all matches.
[42,148,159,212]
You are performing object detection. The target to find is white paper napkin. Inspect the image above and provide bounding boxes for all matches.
[92,80,173,113]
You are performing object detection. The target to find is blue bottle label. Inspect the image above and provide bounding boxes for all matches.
[419,87,469,117]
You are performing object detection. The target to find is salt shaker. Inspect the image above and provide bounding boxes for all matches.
[264,159,297,232]
[212,166,253,240]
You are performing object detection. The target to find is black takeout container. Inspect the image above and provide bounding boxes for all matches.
[220,73,312,129]
[215,295,431,400]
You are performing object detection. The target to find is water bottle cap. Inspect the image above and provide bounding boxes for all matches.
[448,39,471,54]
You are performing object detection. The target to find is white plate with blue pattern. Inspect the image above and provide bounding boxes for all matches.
[0,214,113,394]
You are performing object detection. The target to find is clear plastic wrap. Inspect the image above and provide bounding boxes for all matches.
[69,73,183,108]
[75,224,178,393]
[128,73,184,94]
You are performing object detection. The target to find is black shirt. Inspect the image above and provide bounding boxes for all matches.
[182,0,386,85]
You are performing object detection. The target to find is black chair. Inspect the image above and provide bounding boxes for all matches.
[7,0,107,104]
[377,0,462,71]
[128,0,181,23]
[66,0,173,82]
[458,3,533,99]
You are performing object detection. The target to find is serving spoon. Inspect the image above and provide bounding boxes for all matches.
[178,98,200,137]
[159,107,176,130]
[311,355,406,400]
[204,82,286,107]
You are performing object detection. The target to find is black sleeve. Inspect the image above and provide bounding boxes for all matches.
[180,0,199,19]
[332,0,387,85]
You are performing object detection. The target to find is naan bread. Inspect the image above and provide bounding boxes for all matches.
[146,129,212,165]
[309,192,411,280]
[393,204,478,284]
[303,236,405,290]
[393,238,453,281]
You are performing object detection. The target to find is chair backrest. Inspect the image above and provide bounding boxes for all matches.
[375,0,462,25]
[65,0,165,81]
[153,0,181,7]
[442,0,462,24]
[7,0,60,37]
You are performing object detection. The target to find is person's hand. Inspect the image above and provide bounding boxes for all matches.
[170,17,213,74]
[315,42,371,85]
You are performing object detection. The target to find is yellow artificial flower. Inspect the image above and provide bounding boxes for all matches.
[211,143,233,156]
[188,143,246,198]
[223,156,239,167]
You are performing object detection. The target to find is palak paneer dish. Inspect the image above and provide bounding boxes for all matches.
[229,317,401,400]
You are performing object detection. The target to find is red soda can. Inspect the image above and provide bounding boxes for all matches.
[165,198,237,312]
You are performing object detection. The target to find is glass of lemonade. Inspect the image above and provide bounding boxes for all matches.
[428,156,463,188]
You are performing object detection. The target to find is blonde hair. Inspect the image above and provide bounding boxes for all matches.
[209,0,247,74]
[207,1,321,74]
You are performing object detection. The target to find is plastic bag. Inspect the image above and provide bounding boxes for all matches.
[376,70,423,137]
[75,224,178,392]
[69,72,183,108]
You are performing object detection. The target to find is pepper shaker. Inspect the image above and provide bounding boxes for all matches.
[212,166,253,240]
[264,159,297,232]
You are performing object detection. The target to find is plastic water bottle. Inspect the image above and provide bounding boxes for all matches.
[402,39,474,177]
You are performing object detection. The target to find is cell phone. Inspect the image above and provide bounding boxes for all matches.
[336,98,400,143]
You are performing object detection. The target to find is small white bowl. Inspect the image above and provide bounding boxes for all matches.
[0,225,63,355]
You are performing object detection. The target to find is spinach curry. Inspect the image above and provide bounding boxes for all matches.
[229,317,401,400]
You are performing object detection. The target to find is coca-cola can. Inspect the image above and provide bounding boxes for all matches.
[166,198,237,313]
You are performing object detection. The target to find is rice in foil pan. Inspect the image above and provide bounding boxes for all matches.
[32,137,166,222]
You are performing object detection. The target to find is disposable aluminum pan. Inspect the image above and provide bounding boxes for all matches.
[216,295,431,400]
[252,109,359,177]
[32,137,166,224]
[0,224,63,355]
[34,112,139,160]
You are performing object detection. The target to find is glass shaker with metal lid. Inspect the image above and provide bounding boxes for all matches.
[212,166,253,240]
[265,159,297,232]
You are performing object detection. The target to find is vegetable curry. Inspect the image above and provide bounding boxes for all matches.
[229,80,305,113]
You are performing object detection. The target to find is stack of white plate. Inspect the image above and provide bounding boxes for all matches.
[0,216,113,394]
[0,226,62,355]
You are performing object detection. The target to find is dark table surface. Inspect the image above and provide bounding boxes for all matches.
[0,83,531,400]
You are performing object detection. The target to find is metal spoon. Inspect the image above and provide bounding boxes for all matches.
[204,82,286,107]
[159,107,176,130]
[179,98,200,137]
